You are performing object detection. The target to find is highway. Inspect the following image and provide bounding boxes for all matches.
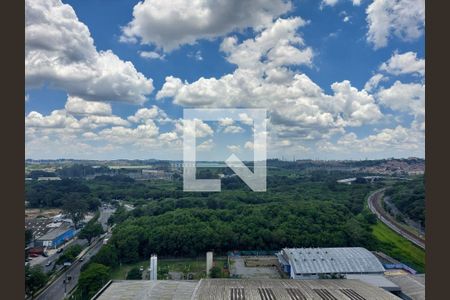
[367,189,425,250]
[34,207,115,300]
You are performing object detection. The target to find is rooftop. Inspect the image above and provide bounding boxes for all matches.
[386,274,425,300]
[93,278,400,300]
[35,223,73,241]
[280,247,385,275]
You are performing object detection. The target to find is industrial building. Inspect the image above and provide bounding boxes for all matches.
[277,247,385,279]
[92,278,400,300]
[34,224,75,248]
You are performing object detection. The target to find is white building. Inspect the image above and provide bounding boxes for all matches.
[277,247,385,279]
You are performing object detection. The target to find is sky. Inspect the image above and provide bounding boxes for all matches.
[25,0,425,161]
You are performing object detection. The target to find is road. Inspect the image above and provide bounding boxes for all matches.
[34,207,115,300]
[42,239,88,273]
[35,237,106,300]
[367,189,425,249]
[33,207,115,273]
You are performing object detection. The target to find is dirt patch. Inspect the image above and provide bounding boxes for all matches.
[25,208,61,219]
[244,256,278,267]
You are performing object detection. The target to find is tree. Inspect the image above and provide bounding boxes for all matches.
[126,267,142,280]
[209,266,222,278]
[78,263,110,299]
[92,244,119,268]
[79,222,104,245]
[25,228,33,245]
[25,265,48,296]
[56,244,83,265]
[62,197,88,229]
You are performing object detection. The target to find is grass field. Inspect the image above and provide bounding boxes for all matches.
[110,257,228,280]
[372,221,425,273]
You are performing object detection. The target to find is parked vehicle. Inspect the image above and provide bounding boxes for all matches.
[28,247,44,256]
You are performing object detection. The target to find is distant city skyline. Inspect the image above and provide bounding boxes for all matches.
[26,0,425,160]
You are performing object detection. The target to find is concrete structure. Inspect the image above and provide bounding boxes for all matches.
[386,274,425,300]
[93,278,400,299]
[277,247,385,279]
[206,251,213,277]
[346,274,400,293]
[34,224,75,248]
[149,255,157,280]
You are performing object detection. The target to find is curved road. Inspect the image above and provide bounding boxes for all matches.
[368,189,425,250]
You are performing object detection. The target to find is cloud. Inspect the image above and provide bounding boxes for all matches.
[65,96,112,116]
[26,110,78,129]
[139,51,165,60]
[197,139,214,151]
[220,17,313,70]
[244,141,254,150]
[379,51,425,76]
[26,108,130,131]
[364,74,386,92]
[366,0,425,49]
[157,18,382,146]
[320,0,361,8]
[159,132,178,143]
[377,81,425,123]
[239,114,254,126]
[97,123,159,144]
[120,0,292,51]
[223,125,244,134]
[78,115,130,128]
[127,105,171,124]
[336,126,424,153]
[175,119,214,138]
[227,145,241,153]
[26,0,153,104]
[188,50,203,61]
[218,117,234,126]
[321,0,339,8]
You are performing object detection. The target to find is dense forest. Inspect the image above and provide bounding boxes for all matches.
[68,169,380,267]
[385,176,425,227]
[26,167,381,260]
[26,163,426,295]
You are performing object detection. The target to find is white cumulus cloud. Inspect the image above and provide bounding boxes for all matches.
[120,0,292,51]
[26,0,153,104]
[380,51,425,76]
[366,0,425,49]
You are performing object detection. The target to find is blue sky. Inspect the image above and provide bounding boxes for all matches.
[25,0,425,160]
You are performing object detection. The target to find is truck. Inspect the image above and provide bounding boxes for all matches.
[103,238,109,245]
[28,247,44,257]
